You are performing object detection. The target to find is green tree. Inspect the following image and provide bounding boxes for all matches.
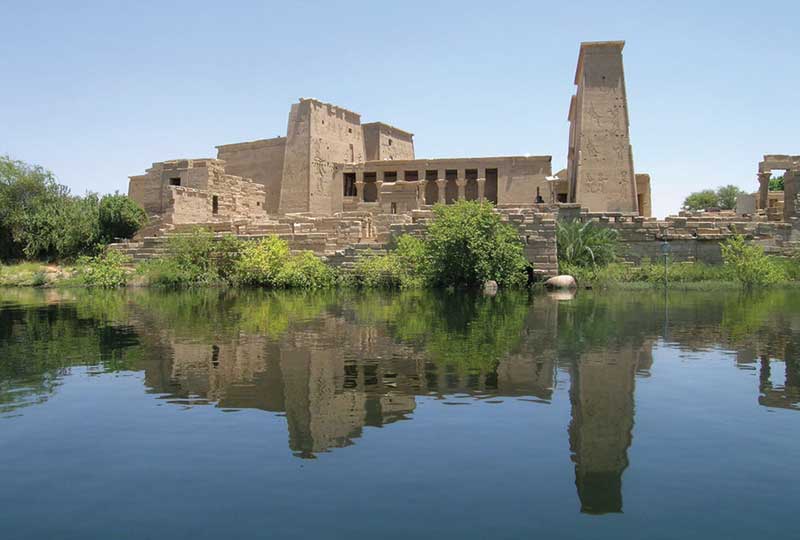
[425,201,528,288]
[717,184,745,210]
[769,175,784,191]
[0,155,66,260]
[682,189,720,211]
[98,193,147,242]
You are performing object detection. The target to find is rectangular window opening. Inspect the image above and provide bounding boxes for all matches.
[169,177,181,186]
[212,195,219,215]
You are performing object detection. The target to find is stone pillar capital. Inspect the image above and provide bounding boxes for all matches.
[436,178,446,204]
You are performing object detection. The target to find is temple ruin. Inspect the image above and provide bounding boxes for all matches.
[119,41,798,275]
[126,42,648,232]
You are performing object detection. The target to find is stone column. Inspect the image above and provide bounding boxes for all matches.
[456,170,466,201]
[758,172,771,210]
[477,177,486,202]
[355,171,365,202]
[376,171,384,204]
[436,178,447,204]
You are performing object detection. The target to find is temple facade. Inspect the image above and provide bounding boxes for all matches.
[127,41,652,230]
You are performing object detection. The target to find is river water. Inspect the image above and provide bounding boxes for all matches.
[1,288,798,539]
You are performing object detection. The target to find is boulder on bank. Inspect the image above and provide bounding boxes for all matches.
[544,275,577,290]
[483,280,498,296]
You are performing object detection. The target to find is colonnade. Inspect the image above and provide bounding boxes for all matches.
[351,169,492,204]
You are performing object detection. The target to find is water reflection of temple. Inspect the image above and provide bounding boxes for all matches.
[120,290,800,513]
[568,345,652,514]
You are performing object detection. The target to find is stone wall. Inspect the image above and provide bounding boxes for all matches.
[129,158,266,237]
[280,99,366,215]
[362,122,414,161]
[216,137,286,214]
[554,205,797,264]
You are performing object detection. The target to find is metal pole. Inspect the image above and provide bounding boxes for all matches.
[664,253,668,288]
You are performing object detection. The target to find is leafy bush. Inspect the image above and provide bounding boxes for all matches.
[277,251,336,289]
[98,194,147,242]
[353,235,429,289]
[721,235,785,287]
[139,229,240,287]
[234,236,291,287]
[425,201,528,288]
[233,236,334,289]
[76,249,131,288]
[557,219,619,270]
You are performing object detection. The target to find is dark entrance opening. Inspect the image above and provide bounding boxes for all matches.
[445,170,458,203]
[363,172,377,202]
[485,168,498,204]
[344,173,357,197]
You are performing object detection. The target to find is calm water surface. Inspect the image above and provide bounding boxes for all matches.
[1,288,798,539]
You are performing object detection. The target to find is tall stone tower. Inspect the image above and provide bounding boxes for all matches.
[279,99,366,215]
[567,41,638,213]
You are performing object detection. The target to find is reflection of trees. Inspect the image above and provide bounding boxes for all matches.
[3,287,800,510]
[0,290,141,416]
[352,290,534,374]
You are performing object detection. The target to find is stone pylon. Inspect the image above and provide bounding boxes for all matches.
[567,41,638,213]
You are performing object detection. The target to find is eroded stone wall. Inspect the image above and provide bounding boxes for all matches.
[216,138,286,214]
[362,122,415,161]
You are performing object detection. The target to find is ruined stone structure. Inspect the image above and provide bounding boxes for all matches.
[127,158,266,236]
[118,41,678,275]
[127,41,650,226]
[755,155,800,225]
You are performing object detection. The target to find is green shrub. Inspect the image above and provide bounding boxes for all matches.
[353,235,429,289]
[76,250,131,288]
[234,236,334,289]
[557,219,619,270]
[721,235,785,287]
[276,251,335,289]
[234,236,291,286]
[426,201,528,288]
[98,194,147,242]
[139,229,240,287]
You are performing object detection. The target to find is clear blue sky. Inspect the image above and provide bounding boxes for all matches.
[1,0,797,217]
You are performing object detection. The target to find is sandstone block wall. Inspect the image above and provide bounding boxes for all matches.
[216,137,287,214]
[555,206,797,264]
[362,122,415,161]
[498,157,552,206]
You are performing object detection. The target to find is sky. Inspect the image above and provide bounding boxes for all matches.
[1,0,798,217]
